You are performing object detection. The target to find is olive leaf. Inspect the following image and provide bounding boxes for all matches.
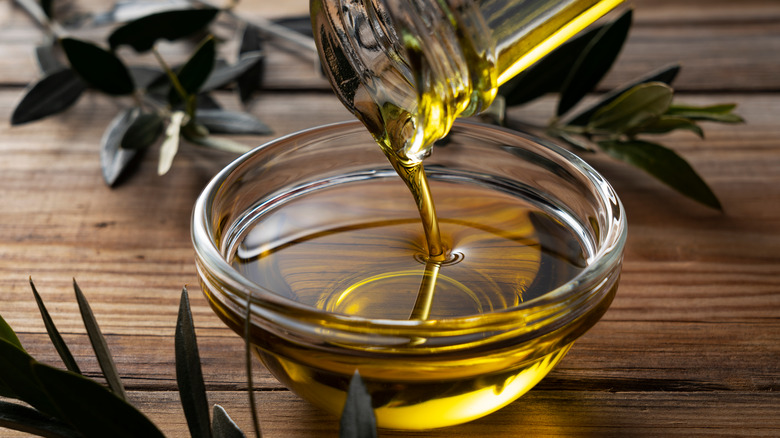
[598,139,722,210]
[587,82,674,133]
[237,24,266,104]
[73,280,127,401]
[566,63,681,126]
[10,68,86,125]
[159,111,186,175]
[100,108,142,186]
[108,7,220,52]
[0,400,80,438]
[339,371,377,438]
[557,9,633,116]
[195,109,272,135]
[201,51,264,93]
[0,314,23,352]
[121,112,165,150]
[169,36,217,106]
[29,279,82,375]
[35,43,64,75]
[629,115,704,138]
[32,362,166,438]
[666,103,744,123]
[212,405,246,438]
[0,339,58,416]
[176,287,212,438]
[60,38,135,96]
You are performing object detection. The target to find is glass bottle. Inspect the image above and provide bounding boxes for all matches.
[310,0,625,163]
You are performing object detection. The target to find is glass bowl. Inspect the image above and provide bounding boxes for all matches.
[192,120,626,430]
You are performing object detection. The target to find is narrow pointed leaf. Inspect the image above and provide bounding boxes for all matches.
[666,103,744,123]
[176,287,212,438]
[11,69,86,125]
[212,405,246,438]
[29,279,82,374]
[598,139,722,210]
[567,63,680,126]
[195,109,272,135]
[108,8,219,52]
[61,38,135,96]
[121,112,164,150]
[32,363,166,438]
[0,400,81,438]
[588,82,673,133]
[498,21,607,106]
[35,44,64,75]
[0,314,23,352]
[73,280,127,400]
[237,24,265,103]
[101,108,142,186]
[169,36,216,106]
[339,371,377,438]
[202,51,264,93]
[632,115,704,138]
[159,111,186,175]
[558,9,633,116]
[0,339,57,415]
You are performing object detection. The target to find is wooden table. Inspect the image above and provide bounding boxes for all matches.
[1,0,778,436]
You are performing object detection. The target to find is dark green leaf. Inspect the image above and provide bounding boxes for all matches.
[108,8,219,53]
[598,139,722,210]
[11,68,86,125]
[567,63,680,126]
[588,82,673,133]
[101,107,142,186]
[0,314,23,352]
[73,280,127,400]
[212,405,246,438]
[60,38,135,95]
[0,339,57,416]
[631,115,704,138]
[195,109,272,135]
[121,112,164,149]
[183,129,253,154]
[169,36,216,106]
[35,44,64,75]
[176,287,212,438]
[339,371,377,438]
[0,400,81,438]
[498,21,607,106]
[666,103,744,123]
[32,362,166,438]
[557,9,633,116]
[202,52,264,93]
[237,24,265,104]
[29,279,82,375]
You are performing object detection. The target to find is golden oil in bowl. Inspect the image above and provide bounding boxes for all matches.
[192,120,626,429]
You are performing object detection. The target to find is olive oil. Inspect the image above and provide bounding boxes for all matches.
[231,175,590,428]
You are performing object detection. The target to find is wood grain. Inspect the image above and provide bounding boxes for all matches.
[0,0,778,436]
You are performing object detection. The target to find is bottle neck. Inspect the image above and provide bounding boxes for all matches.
[311,0,495,163]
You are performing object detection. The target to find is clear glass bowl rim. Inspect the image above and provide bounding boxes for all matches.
[191,120,627,331]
